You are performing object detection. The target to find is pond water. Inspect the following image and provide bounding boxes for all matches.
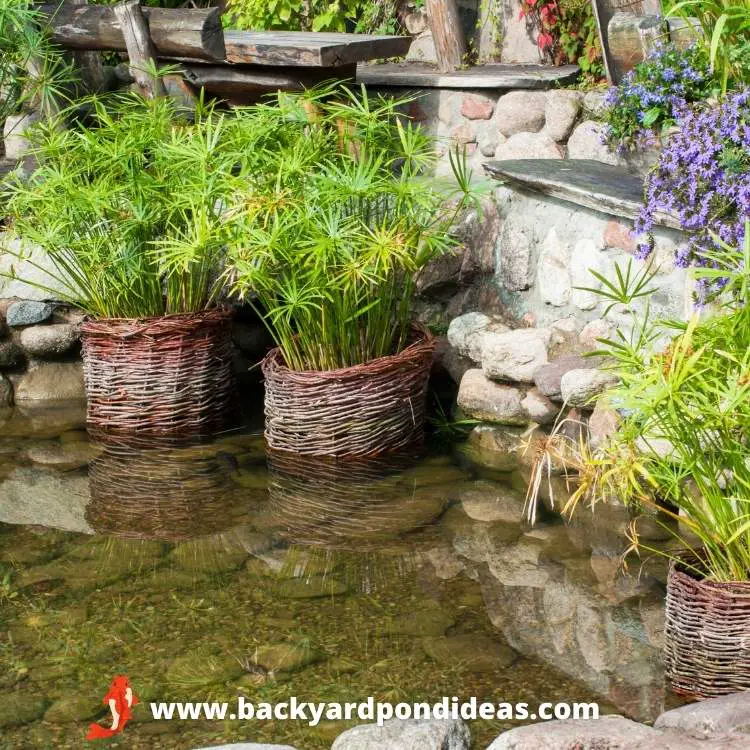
[0,401,683,749]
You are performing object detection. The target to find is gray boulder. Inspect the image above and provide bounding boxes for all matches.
[533,355,591,400]
[567,120,624,166]
[543,90,582,142]
[495,132,563,161]
[482,328,551,383]
[14,362,85,401]
[447,312,508,363]
[19,323,80,358]
[655,692,750,740]
[521,388,559,425]
[560,368,618,408]
[486,716,660,749]
[494,91,547,137]
[6,301,54,327]
[332,718,470,750]
[457,369,527,425]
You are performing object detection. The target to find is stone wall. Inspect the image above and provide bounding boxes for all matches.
[371,86,657,180]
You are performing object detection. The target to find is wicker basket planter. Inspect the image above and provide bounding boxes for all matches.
[81,309,234,438]
[261,326,435,458]
[665,550,750,699]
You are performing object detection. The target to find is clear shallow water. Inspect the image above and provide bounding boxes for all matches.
[0,402,682,749]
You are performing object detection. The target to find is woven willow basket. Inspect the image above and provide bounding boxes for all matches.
[261,325,435,457]
[665,550,750,699]
[81,309,234,438]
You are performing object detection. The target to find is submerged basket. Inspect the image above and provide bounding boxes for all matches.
[81,309,234,438]
[665,550,750,699]
[261,326,435,457]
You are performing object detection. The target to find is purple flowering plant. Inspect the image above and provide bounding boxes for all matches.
[635,89,750,303]
[602,43,713,152]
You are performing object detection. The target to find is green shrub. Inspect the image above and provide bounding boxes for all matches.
[224,0,402,35]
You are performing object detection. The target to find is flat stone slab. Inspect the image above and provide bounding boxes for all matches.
[484,159,681,229]
[357,62,580,89]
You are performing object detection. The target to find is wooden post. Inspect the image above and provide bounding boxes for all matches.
[425,0,467,72]
[70,0,105,93]
[113,0,166,98]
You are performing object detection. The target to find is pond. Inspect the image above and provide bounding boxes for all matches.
[0,401,684,749]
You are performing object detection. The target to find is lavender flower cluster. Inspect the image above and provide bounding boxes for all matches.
[602,43,712,153]
[635,89,750,303]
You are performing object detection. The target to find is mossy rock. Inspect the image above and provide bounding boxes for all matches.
[169,536,248,574]
[385,605,456,637]
[251,643,323,673]
[44,695,103,723]
[231,470,269,489]
[0,692,48,728]
[421,634,517,672]
[276,576,348,599]
[166,652,245,689]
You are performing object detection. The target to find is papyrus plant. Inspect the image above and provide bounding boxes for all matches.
[527,223,750,582]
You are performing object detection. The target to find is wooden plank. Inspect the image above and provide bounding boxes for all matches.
[484,159,681,229]
[114,0,165,98]
[69,0,106,94]
[356,62,580,89]
[183,63,356,95]
[223,30,411,67]
[37,4,226,61]
[426,0,467,72]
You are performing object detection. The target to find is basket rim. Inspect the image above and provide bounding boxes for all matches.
[670,548,750,594]
[261,323,435,381]
[81,306,232,336]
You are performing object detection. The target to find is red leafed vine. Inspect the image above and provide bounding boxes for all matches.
[519,0,605,77]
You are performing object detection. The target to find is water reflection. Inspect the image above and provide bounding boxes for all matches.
[86,434,246,541]
[0,406,686,749]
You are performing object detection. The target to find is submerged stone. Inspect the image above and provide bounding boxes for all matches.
[422,634,518,672]
[166,652,245,688]
[251,643,323,673]
[170,535,248,573]
[276,576,348,599]
[0,692,48,728]
[386,605,455,637]
[44,695,102,723]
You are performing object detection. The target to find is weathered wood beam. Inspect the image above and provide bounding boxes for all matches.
[425,0,467,72]
[36,4,226,61]
[182,63,356,96]
[69,0,106,94]
[114,0,165,98]
[222,30,411,67]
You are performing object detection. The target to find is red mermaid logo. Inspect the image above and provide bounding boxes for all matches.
[85,675,138,740]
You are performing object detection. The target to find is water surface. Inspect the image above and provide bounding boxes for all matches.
[0,402,681,749]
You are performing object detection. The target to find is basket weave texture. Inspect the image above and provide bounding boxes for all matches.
[86,434,240,541]
[261,326,435,457]
[81,309,234,438]
[665,550,750,699]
